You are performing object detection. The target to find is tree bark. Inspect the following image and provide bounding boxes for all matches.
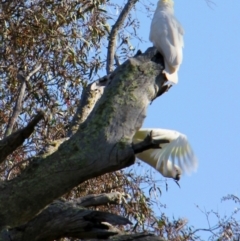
[67,76,108,137]
[0,193,166,241]
[0,199,131,241]
[0,47,166,233]
[0,111,45,164]
[74,192,129,207]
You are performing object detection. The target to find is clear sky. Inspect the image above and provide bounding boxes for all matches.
[121,0,240,237]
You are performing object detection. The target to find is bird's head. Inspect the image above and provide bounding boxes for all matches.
[158,0,174,8]
[158,160,182,180]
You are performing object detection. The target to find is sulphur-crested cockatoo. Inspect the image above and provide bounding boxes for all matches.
[133,129,197,180]
[149,0,184,84]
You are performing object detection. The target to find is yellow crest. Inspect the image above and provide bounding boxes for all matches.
[160,0,174,6]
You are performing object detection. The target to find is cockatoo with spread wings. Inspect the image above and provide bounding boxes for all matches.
[133,129,197,180]
[149,0,184,84]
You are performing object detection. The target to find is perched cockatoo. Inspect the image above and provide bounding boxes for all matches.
[133,129,197,180]
[149,0,184,84]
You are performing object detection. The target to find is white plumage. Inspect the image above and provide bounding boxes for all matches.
[133,128,197,180]
[149,0,184,84]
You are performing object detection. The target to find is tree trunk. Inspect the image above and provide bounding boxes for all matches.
[0,47,166,240]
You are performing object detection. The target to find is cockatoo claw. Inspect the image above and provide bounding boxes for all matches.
[145,131,169,149]
[174,180,181,188]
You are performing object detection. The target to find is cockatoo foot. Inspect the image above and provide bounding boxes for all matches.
[133,131,169,154]
[145,131,169,148]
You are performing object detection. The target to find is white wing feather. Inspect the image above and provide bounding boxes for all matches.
[151,131,197,173]
[133,128,198,177]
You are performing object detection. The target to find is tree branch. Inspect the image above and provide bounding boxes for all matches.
[106,0,139,74]
[4,64,41,137]
[74,192,129,207]
[0,47,166,229]
[0,197,166,241]
[0,111,45,164]
[38,138,69,158]
[1,199,131,241]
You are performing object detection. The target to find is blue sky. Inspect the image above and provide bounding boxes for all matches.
[121,0,240,237]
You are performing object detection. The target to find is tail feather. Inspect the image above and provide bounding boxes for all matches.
[163,68,178,84]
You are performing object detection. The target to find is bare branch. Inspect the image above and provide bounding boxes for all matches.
[0,47,166,228]
[106,0,139,74]
[4,73,26,137]
[26,64,42,81]
[4,64,42,137]
[0,111,45,164]
[1,199,131,241]
[74,192,129,207]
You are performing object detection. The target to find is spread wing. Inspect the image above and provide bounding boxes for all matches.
[133,128,198,175]
[151,131,198,174]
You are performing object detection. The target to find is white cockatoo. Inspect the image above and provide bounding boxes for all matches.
[149,0,184,84]
[133,129,197,180]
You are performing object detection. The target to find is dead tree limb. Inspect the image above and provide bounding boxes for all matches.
[74,192,129,207]
[0,111,44,164]
[0,47,166,229]
[0,199,131,241]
